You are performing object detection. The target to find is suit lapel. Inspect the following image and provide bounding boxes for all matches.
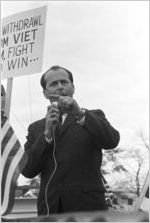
[43,114,75,141]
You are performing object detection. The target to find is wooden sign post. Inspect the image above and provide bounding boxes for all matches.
[135,171,149,211]
[5,78,13,118]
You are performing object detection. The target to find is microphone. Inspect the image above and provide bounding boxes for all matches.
[51,101,58,108]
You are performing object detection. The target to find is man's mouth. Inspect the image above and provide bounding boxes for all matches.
[57,91,67,96]
[49,93,67,101]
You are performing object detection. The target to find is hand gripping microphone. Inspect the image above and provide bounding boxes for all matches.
[51,101,59,129]
[51,101,58,108]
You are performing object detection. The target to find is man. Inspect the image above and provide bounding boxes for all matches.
[21,65,120,216]
[1,84,6,112]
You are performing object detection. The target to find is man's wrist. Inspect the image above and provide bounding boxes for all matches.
[44,130,52,143]
[76,108,86,121]
[45,136,52,143]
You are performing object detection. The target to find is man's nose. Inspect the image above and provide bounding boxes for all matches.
[57,82,63,88]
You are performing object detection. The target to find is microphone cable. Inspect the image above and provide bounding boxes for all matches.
[45,127,57,216]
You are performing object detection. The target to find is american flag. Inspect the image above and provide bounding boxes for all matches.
[1,110,27,216]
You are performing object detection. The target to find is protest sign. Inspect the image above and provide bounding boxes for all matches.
[1,6,47,79]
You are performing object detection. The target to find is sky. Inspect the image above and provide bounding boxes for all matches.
[1,1,149,150]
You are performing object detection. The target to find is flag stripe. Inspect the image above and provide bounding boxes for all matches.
[1,112,7,128]
[1,140,20,204]
[1,156,12,205]
[1,119,9,140]
[1,127,14,154]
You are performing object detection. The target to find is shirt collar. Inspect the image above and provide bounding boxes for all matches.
[61,113,67,124]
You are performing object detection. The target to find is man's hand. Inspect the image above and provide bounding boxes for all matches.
[44,102,60,140]
[47,94,85,120]
[58,96,85,120]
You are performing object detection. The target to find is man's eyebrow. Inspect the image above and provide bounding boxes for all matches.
[47,80,57,85]
[50,79,69,83]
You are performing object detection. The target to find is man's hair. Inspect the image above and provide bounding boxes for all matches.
[40,65,74,89]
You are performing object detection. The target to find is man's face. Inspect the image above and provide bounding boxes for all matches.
[43,68,74,103]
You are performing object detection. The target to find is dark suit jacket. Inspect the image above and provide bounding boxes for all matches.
[21,109,120,215]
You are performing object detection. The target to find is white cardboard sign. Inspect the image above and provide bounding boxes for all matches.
[1,6,47,79]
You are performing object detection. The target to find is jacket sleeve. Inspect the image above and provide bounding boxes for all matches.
[21,123,53,178]
[84,109,120,149]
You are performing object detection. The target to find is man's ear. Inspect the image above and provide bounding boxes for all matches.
[72,84,75,94]
[43,89,49,99]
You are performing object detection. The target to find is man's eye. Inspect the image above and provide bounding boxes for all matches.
[50,82,57,86]
[61,80,68,84]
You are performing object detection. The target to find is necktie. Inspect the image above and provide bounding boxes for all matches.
[59,115,62,125]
